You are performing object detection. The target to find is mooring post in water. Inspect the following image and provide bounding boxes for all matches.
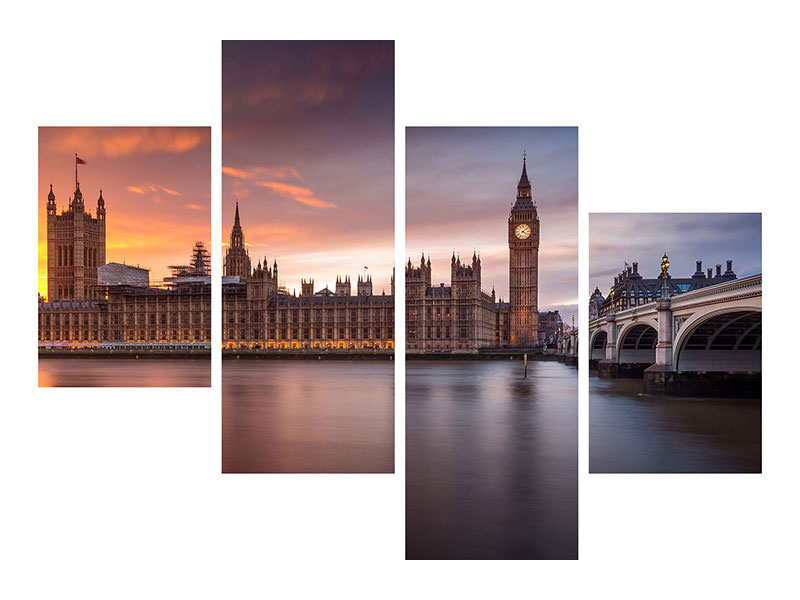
[523,353,528,378]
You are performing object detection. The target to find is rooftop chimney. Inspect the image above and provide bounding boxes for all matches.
[693,260,704,278]
[632,262,638,274]
[716,264,722,277]
[724,259,735,278]
[707,268,713,278]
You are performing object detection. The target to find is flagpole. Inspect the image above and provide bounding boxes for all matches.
[75,153,78,190]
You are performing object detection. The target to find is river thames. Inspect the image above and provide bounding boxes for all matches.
[590,373,761,473]
[406,359,578,560]
[38,358,210,387]
[222,360,394,474]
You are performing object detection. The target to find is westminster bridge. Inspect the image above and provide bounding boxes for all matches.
[589,274,761,397]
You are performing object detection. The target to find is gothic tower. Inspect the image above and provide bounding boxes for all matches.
[224,200,252,277]
[508,154,540,346]
[45,156,106,301]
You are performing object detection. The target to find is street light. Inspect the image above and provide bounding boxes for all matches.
[660,253,670,298]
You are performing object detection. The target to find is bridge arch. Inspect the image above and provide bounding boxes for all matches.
[616,323,657,364]
[673,308,761,372]
[590,330,607,360]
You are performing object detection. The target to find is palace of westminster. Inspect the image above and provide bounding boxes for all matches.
[38,156,560,352]
[222,202,395,350]
[406,157,562,353]
[38,169,212,346]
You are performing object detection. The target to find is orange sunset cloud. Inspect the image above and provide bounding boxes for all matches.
[254,181,336,209]
[222,165,303,181]
[44,127,209,159]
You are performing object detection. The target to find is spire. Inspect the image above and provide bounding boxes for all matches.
[48,184,55,202]
[518,151,530,188]
[97,189,104,206]
[512,151,534,210]
[230,200,244,249]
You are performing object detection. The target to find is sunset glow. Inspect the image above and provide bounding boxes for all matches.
[38,127,210,298]
[222,41,394,294]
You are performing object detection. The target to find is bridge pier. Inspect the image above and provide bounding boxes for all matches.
[564,332,578,366]
[644,296,676,391]
[596,315,617,376]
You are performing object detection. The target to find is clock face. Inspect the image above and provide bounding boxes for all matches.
[514,223,531,240]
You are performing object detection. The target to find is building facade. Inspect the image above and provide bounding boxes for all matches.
[46,178,106,301]
[222,208,394,350]
[39,246,211,346]
[590,259,738,319]
[39,161,211,348]
[538,310,563,345]
[406,253,499,352]
[406,157,542,353]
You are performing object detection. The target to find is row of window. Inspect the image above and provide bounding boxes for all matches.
[224,309,393,324]
[224,327,393,341]
[41,312,209,326]
[41,329,209,342]
[54,245,101,268]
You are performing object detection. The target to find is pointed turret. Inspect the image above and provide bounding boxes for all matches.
[518,152,531,188]
[73,181,84,212]
[47,184,56,216]
[512,152,534,210]
[97,189,106,221]
[230,200,244,248]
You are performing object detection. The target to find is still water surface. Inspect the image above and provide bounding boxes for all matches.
[590,374,761,473]
[38,358,210,387]
[406,360,577,560]
[222,360,394,473]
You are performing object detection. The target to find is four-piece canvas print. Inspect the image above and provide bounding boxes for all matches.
[34,40,763,559]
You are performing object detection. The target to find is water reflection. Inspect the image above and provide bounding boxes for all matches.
[406,360,577,560]
[590,373,761,473]
[38,358,210,387]
[222,360,394,474]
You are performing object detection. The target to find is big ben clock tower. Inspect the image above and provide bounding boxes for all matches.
[508,153,540,346]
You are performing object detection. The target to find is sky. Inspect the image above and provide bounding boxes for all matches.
[590,213,762,296]
[406,127,578,325]
[38,127,210,297]
[222,40,394,295]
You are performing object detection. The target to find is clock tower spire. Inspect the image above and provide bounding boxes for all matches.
[508,152,540,347]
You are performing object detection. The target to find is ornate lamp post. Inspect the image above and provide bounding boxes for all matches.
[660,252,671,298]
[654,252,673,368]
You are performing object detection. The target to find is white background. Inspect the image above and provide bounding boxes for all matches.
[2,1,798,598]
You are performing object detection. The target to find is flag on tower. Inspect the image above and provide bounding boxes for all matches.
[76,156,86,165]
